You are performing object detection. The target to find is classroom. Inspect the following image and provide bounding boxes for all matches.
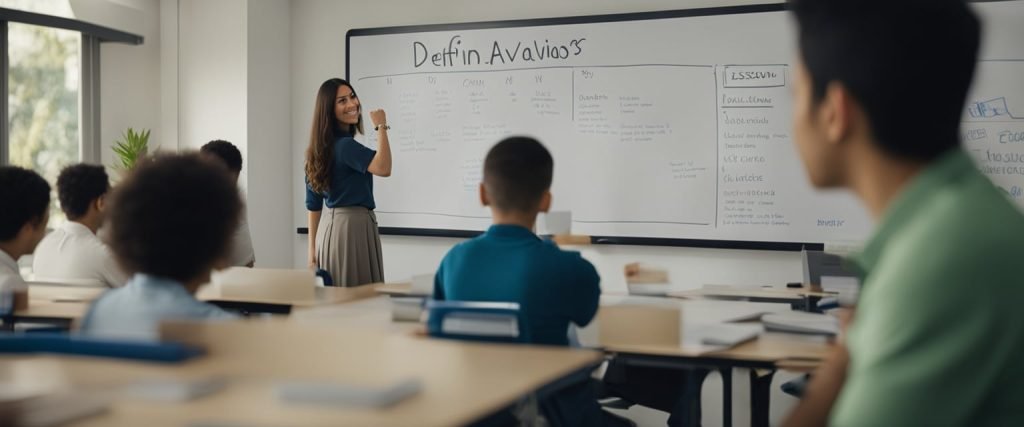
[0,0,1022,426]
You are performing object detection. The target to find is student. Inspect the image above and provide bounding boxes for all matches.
[305,78,391,286]
[783,1,1024,426]
[79,153,241,340]
[200,140,255,268]
[32,164,128,287]
[433,137,624,427]
[434,137,598,345]
[0,166,50,291]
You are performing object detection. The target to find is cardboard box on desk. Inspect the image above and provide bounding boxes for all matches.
[597,304,681,347]
[209,267,317,301]
[625,265,670,296]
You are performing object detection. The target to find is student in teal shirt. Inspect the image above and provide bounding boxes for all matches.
[433,137,624,426]
[784,1,1024,426]
[80,153,241,340]
[433,221,599,345]
[433,137,599,346]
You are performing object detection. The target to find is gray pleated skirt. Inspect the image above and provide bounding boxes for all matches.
[315,206,384,287]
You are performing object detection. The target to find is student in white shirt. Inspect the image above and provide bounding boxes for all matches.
[79,153,242,340]
[32,164,128,287]
[200,140,255,267]
[0,166,50,292]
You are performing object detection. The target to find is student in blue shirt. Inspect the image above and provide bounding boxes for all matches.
[79,153,241,340]
[434,137,626,426]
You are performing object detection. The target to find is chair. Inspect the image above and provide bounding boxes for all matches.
[314,268,334,287]
[781,374,810,397]
[426,300,633,427]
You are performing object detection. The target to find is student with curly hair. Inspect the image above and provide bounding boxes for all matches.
[79,153,242,340]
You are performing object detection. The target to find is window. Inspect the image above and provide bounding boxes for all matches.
[8,22,80,223]
[0,2,140,225]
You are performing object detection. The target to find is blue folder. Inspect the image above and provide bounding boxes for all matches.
[0,334,205,363]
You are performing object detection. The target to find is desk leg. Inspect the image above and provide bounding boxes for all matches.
[668,368,708,427]
[750,369,775,427]
[807,295,822,313]
[721,368,733,427]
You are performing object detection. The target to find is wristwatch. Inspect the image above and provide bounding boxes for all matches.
[374,124,390,131]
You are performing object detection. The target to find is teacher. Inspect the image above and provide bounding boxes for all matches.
[305,78,391,286]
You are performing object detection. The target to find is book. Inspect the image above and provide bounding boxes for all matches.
[441,313,520,338]
[697,323,762,347]
[761,312,839,336]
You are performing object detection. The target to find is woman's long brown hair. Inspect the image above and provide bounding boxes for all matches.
[305,78,364,194]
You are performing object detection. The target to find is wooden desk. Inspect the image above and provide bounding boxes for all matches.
[587,296,832,427]
[16,284,102,330]
[23,281,383,323]
[0,320,603,427]
[669,284,835,301]
[585,297,827,361]
[28,275,380,316]
[291,295,425,334]
[774,358,824,373]
[669,285,837,312]
[374,281,415,296]
[9,300,90,329]
[280,293,829,427]
[28,283,106,303]
[198,283,382,314]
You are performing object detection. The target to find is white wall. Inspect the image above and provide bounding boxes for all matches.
[289,0,801,291]
[177,0,246,154]
[245,0,293,268]
[139,0,293,268]
[70,0,162,167]
[159,0,177,152]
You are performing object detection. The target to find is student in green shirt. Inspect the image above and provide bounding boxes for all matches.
[784,0,1024,426]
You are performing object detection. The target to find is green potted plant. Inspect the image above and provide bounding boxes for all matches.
[111,128,152,173]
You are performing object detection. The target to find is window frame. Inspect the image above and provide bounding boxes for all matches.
[0,7,142,166]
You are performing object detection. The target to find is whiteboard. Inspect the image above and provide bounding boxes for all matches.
[344,2,1024,249]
